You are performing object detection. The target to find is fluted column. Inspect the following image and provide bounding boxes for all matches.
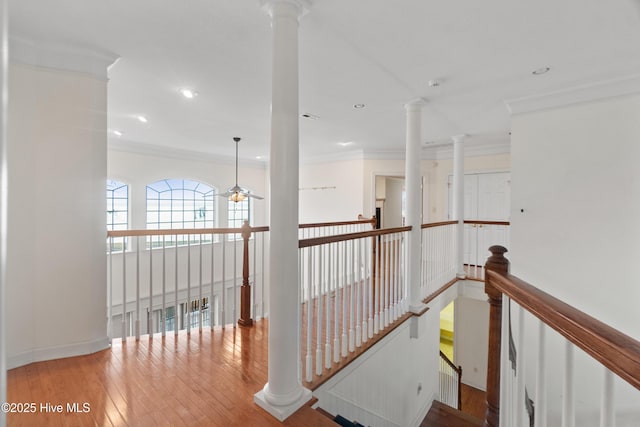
[452,134,466,278]
[254,0,311,421]
[405,99,426,313]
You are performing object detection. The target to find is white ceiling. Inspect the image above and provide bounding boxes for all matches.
[9,0,640,161]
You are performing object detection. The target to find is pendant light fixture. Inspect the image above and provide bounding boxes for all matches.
[222,137,264,202]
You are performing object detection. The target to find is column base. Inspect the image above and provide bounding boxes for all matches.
[456,272,467,279]
[254,385,312,421]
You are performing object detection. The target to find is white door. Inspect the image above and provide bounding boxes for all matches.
[448,172,511,266]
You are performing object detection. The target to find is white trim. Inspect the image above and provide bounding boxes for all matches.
[109,139,267,168]
[7,337,110,370]
[9,36,118,80]
[422,141,510,160]
[505,73,640,115]
[254,387,312,422]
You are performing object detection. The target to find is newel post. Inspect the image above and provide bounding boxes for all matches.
[484,245,509,427]
[238,220,253,327]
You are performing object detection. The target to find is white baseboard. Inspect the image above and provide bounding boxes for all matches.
[7,336,110,369]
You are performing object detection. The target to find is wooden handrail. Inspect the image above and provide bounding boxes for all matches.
[464,220,510,226]
[107,226,269,238]
[106,218,374,238]
[421,220,457,229]
[298,226,411,249]
[299,218,375,229]
[483,246,640,427]
[487,268,640,391]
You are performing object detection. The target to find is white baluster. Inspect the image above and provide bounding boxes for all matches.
[233,232,237,328]
[368,237,380,338]
[214,233,216,330]
[516,305,525,427]
[108,237,113,340]
[135,235,140,340]
[187,236,191,334]
[535,321,547,427]
[325,243,332,369]
[355,237,362,348]
[148,237,153,337]
[500,296,510,424]
[600,368,615,427]
[261,232,265,320]
[341,241,348,357]
[222,234,226,329]
[316,247,323,376]
[362,237,370,343]
[305,248,312,382]
[348,239,355,353]
[562,341,575,427]
[174,233,178,335]
[252,230,256,319]
[162,235,166,337]
[333,243,340,363]
[199,234,203,331]
[383,234,390,328]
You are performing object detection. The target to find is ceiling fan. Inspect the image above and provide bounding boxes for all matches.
[222,137,264,202]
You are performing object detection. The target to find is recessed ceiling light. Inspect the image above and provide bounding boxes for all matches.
[112,130,123,137]
[180,88,197,99]
[256,156,263,160]
[532,67,550,75]
[353,104,365,109]
[337,141,354,146]
[137,115,148,123]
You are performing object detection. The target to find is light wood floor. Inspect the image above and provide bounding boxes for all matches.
[460,384,486,420]
[6,320,336,427]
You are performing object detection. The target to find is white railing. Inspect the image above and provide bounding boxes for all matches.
[298,226,410,383]
[463,220,510,280]
[421,221,458,298]
[298,218,375,239]
[484,252,640,427]
[439,351,462,410]
[106,225,269,341]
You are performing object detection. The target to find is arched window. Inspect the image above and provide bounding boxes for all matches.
[107,179,129,250]
[146,178,216,246]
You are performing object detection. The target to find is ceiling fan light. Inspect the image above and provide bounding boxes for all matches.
[230,192,246,203]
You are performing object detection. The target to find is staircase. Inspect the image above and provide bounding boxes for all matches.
[421,401,483,427]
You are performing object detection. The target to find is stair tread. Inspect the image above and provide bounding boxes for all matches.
[421,401,483,427]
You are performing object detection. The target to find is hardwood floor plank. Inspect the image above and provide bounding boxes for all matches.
[5,320,336,426]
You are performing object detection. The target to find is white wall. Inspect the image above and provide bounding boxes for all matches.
[511,93,640,424]
[6,63,109,368]
[454,291,489,391]
[299,158,364,223]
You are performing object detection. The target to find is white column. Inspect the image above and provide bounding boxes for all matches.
[0,1,7,425]
[405,99,426,313]
[254,0,311,421]
[452,134,466,278]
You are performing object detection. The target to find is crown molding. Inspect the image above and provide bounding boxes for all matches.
[421,140,510,160]
[505,73,640,115]
[9,36,119,80]
[108,139,267,168]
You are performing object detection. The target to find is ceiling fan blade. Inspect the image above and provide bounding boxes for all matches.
[247,193,264,200]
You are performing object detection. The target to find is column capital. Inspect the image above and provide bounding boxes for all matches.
[452,134,467,144]
[404,97,427,111]
[260,0,312,19]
